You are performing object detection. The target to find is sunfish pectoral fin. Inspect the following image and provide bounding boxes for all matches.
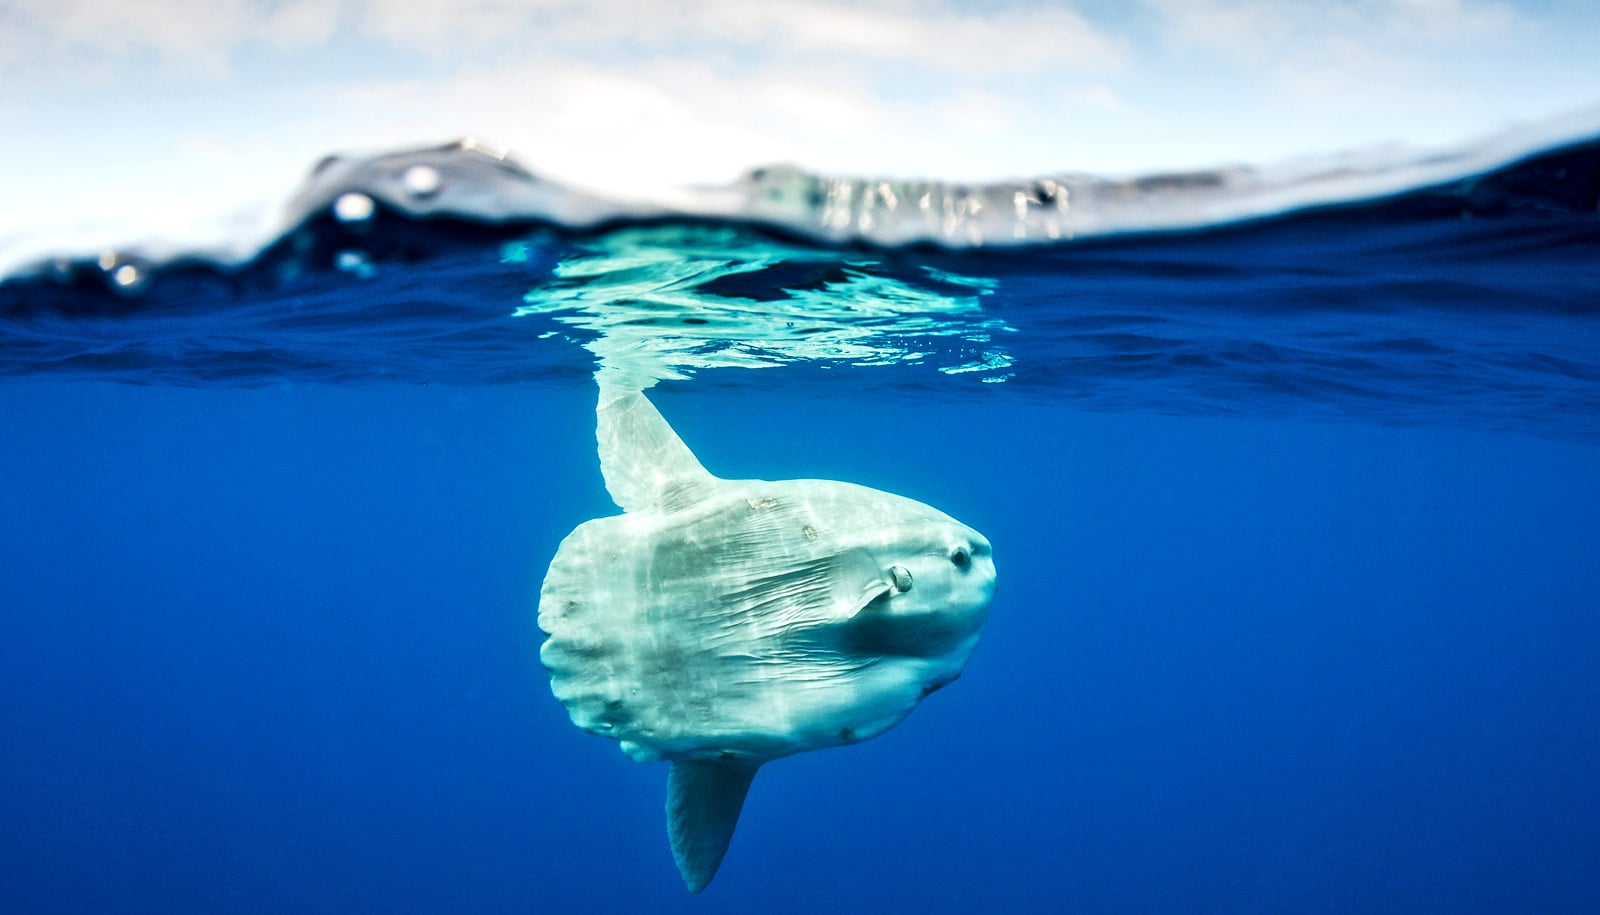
[667,759,760,894]
[825,548,894,619]
[596,389,716,514]
[850,578,894,618]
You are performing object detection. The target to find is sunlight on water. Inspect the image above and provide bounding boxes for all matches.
[510,226,1015,391]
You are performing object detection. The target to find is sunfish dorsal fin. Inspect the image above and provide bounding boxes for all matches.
[596,387,715,513]
[667,760,759,894]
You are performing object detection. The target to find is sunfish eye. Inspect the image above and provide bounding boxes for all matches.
[950,547,970,569]
[889,566,913,593]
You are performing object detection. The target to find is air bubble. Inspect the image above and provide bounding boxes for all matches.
[336,250,375,278]
[111,264,142,288]
[402,164,442,198]
[333,192,375,223]
[97,251,145,291]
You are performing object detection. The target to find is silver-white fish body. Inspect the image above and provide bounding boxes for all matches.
[540,475,993,764]
[536,389,996,893]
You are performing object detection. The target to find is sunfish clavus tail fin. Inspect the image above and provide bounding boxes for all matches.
[667,760,759,894]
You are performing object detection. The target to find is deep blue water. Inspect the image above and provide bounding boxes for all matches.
[2,138,1599,913]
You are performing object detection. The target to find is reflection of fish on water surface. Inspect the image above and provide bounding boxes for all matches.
[537,385,998,893]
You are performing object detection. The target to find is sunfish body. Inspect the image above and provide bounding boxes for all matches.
[538,389,997,892]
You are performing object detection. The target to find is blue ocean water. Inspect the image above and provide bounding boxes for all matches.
[2,135,1599,912]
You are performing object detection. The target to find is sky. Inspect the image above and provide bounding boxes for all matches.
[1,0,1598,260]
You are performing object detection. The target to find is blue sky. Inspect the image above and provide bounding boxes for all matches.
[1,0,1598,258]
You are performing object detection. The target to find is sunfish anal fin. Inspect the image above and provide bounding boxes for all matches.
[667,760,759,894]
[596,389,716,514]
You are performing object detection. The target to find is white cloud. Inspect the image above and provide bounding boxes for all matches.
[1139,0,1531,84]
[1382,0,1524,41]
[706,0,1127,73]
[1,0,1126,80]
[1131,0,1547,124]
[0,0,342,76]
[343,0,1128,75]
[1056,82,1124,112]
[1141,0,1528,59]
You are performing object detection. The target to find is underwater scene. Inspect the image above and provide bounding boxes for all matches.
[3,124,1599,912]
[5,1,1600,906]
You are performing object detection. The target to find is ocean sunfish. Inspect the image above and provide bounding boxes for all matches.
[537,388,997,893]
